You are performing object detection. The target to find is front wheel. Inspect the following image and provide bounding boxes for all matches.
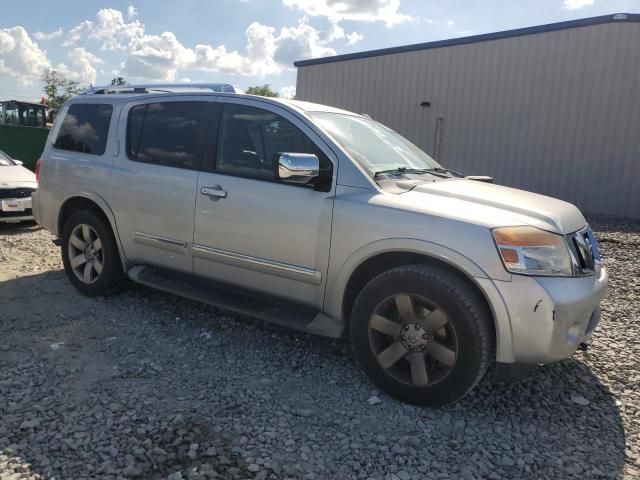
[61,210,126,296]
[350,264,493,406]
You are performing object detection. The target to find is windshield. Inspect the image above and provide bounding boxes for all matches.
[308,112,441,176]
[0,150,15,166]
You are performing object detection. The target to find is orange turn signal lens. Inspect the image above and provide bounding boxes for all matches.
[493,226,558,246]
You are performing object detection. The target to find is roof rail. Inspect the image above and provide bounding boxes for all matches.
[83,83,242,95]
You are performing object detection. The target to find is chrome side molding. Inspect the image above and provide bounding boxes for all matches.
[133,232,187,254]
[192,244,322,285]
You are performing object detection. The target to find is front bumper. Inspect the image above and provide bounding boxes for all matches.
[493,265,608,365]
[0,196,33,222]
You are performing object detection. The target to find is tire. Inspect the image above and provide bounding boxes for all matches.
[61,209,126,296]
[350,264,493,406]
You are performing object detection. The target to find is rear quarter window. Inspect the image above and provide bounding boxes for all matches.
[53,103,113,155]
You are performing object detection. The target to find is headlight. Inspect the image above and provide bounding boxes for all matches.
[492,226,573,276]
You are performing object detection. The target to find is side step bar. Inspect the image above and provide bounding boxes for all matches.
[127,266,344,338]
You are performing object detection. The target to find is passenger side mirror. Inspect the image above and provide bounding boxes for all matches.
[276,153,320,185]
[14,159,23,166]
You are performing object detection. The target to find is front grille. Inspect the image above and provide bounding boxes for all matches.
[0,208,32,218]
[0,187,36,199]
[566,227,599,276]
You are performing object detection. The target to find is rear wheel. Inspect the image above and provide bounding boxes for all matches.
[350,264,493,406]
[61,210,126,296]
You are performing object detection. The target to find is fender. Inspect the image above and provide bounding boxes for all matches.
[59,191,130,270]
[324,237,515,363]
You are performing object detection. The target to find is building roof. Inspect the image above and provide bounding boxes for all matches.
[1,99,46,107]
[294,13,639,67]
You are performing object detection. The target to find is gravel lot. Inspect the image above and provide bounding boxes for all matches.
[1,217,639,480]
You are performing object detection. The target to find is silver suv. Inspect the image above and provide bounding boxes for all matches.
[33,83,608,405]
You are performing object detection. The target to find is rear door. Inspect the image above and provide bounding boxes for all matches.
[111,97,213,273]
[192,98,337,308]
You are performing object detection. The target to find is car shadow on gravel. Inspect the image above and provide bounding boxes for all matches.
[0,272,627,480]
[0,221,40,236]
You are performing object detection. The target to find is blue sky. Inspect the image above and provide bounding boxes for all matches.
[1,0,638,101]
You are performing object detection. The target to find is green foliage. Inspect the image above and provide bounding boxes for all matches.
[40,70,83,113]
[245,84,279,98]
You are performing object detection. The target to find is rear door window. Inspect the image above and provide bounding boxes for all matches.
[126,101,208,170]
[53,104,113,155]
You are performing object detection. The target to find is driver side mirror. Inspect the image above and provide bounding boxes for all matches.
[276,153,320,185]
[14,159,24,166]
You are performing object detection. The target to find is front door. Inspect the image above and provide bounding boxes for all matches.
[193,99,336,308]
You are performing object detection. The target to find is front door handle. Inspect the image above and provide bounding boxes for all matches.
[200,185,227,199]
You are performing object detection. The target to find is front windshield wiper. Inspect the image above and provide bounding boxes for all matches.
[373,167,450,178]
[423,167,464,178]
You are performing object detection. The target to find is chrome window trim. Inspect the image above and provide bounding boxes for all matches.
[192,244,322,285]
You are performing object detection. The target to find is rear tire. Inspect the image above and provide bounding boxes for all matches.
[350,264,493,406]
[61,210,126,296]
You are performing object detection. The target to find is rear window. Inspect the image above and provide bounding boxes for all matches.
[53,104,112,155]
[126,101,207,170]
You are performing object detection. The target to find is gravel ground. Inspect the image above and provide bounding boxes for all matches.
[0,217,638,480]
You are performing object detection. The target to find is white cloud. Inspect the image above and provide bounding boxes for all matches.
[282,0,412,26]
[272,18,336,65]
[64,8,144,50]
[14,7,345,86]
[34,28,63,41]
[563,0,594,9]
[346,31,363,45]
[57,48,103,84]
[0,26,50,86]
[280,85,296,99]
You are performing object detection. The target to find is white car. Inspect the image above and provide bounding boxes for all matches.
[0,149,38,222]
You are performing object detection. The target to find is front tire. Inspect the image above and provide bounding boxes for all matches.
[350,264,493,406]
[61,210,126,296]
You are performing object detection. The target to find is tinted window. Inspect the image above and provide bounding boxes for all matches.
[127,102,207,169]
[217,104,322,181]
[54,104,112,155]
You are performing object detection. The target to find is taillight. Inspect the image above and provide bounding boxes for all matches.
[35,159,41,181]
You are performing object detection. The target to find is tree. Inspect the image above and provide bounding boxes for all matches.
[40,70,83,113]
[111,77,127,86]
[245,84,279,98]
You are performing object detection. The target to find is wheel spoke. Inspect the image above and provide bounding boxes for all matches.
[69,233,86,250]
[81,225,92,244]
[408,352,429,386]
[370,314,402,337]
[395,294,417,323]
[83,262,93,283]
[93,259,103,275]
[425,341,456,366]
[92,238,102,252]
[70,253,88,269]
[421,308,448,334]
[377,341,408,369]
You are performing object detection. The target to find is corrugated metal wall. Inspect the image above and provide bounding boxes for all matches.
[296,22,640,218]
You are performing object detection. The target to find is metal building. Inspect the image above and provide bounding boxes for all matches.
[295,14,640,218]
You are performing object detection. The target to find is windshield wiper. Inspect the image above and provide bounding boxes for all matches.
[423,167,464,178]
[373,167,445,178]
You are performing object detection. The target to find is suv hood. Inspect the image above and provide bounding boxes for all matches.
[0,165,37,186]
[398,178,586,235]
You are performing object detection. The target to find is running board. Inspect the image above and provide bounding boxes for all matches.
[127,265,344,338]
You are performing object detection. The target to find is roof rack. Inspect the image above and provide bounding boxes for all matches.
[83,83,242,95]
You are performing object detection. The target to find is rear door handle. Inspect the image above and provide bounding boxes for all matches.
[200,185,227,199]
